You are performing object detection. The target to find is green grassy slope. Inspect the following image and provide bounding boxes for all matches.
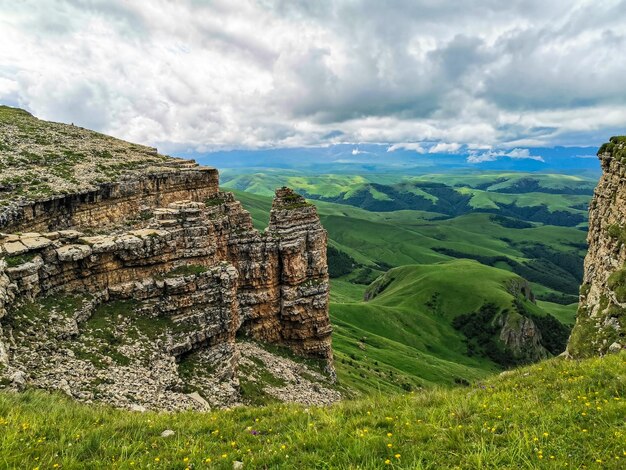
[222,170,594,227]
[362,261,517,314]
[536,300,578,326]
[329,260,569,393]
[405,172,596,192]
[1,353,623,469]
[228,189,584,394]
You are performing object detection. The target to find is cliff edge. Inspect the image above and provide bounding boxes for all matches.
[568,136,626,356]
[0,106,336,410]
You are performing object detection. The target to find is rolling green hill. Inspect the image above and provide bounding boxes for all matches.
[228,169,589,310]
[222,170,593,227]
[232,189,584,306]
[1,353,623,469]
[229,188,580,393]
[330,261,569,394]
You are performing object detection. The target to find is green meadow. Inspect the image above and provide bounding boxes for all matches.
[231,174,586,393]
[1,353,623,468]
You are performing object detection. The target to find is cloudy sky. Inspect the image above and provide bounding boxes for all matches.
[1,0,625,154]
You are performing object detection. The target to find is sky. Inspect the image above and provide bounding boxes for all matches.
[1,0,625,159]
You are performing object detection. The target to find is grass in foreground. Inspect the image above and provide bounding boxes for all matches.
[0,353,624,469]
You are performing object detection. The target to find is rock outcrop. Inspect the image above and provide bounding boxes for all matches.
[497,311,548,362]
[568,136,626,356]
[1,165,219,232]
[267,189,332,360]
[0,108,335,409]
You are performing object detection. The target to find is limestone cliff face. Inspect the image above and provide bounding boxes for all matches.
[568,137,626,356]
[0,165,219,232]
[0,168,334,408]
[268,189,332,361]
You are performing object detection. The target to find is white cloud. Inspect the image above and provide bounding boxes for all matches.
[387,143,426,153]
[467,148,545,164]
[0,1,624,150]
[429,142,461,153]
[0,77,18,97]
[388,141,462,154]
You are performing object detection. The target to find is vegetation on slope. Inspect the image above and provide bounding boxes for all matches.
[327,245,358,278]
[331,260,573,393]
[222,170,594,227]
[0,105,172,206]
[230,189,580,393]
[0,353,623,468]
[598,136,626,161]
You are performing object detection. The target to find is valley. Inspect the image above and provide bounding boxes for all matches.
[2,2,625,467]
[0,108,621,470]
[226,169,595,394]
[0,107,622,470]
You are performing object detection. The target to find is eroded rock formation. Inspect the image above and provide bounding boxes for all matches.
[0,110,335,409]
[568,137,626,356]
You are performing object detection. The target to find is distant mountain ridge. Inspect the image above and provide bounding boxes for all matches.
[222,170,595,228]
[183,143,602,175]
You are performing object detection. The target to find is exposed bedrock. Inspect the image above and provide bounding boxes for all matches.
[0,175,334,406]
[0,165,219,232]
[568,137,626,356]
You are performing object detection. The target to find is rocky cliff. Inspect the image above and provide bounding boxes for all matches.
[568,136,626,356]
[0,107,336,410]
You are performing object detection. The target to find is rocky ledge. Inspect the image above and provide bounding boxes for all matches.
[568,136,626,356]
[0,108,336,410]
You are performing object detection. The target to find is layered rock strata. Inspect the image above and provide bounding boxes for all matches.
[0,179,334,408]
[0,165,219,232]
[568,137,626,356]
[267,188,332,360]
